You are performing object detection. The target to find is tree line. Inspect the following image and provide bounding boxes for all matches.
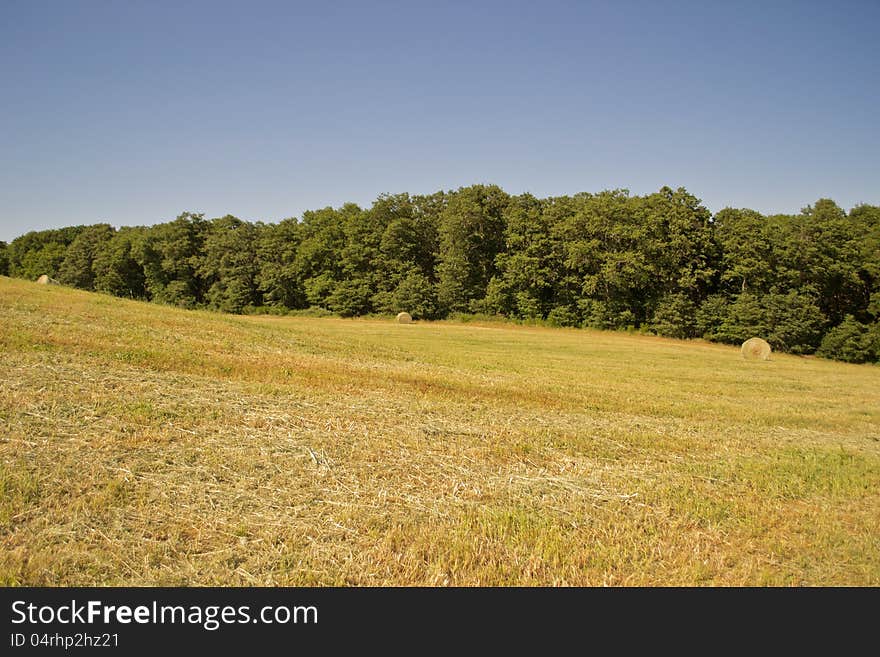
[1,185,878,363]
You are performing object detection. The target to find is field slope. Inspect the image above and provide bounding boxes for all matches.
[1,276,879,585]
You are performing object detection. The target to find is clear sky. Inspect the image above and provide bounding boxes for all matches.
[1,0,878,242]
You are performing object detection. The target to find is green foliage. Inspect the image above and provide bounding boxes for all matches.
[93,227,147,298]
[714,208,779,294]
[294,206,348,309]
[816,317,879,364]
[5,186,878,364]
[133,212,207,308]
[578,298,635,330]
[437,185,510,313]
[326,279,373,317]
[545,306,580,328]
[761,292,827,354]
[201,216,262,313]
[57,224,115,290]
[556,190,648,324]
[511,291,541,319]
[701,292,826,354]
[8,226,85,280]
[712,293,768,344]
[386,269,438,320]
[849,204,880,322]
[785,200,863,326]
[695,295,730,339]
[651,293,699,339]
[303,272,337,308]
[258,218,306,309]
[639,186,717,301]
[493,194,554,319]
[869,291,880,320]
[476,276,515,316]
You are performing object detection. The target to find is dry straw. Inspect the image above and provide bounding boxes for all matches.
[396,312,413,324]
[741,337,772,361]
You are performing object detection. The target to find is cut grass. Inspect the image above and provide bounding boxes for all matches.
[1,276,878,585]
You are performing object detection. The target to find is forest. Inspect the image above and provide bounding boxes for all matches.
[2,185,878,363]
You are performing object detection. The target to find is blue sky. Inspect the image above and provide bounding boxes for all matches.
[1,0,878,241]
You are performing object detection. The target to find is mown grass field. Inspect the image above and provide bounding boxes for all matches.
[1,276,879,585]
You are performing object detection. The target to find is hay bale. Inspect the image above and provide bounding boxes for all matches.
[741,337,772,361]
[396,311,413,324]
[36,274,58,285]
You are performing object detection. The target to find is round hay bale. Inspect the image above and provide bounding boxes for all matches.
[36,274,58,285]
[396,311,413,324]
[741,337,772,361]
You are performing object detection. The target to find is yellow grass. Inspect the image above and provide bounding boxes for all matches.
[1,276,878,585]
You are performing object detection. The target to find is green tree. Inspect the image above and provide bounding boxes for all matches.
[437,184,510,313]
[0,241,8,276]
[651,293,699,339]
[849,204,880,321]
[8,226,85,280]
[493,194,553,319]
[326,279,373,317]
[817,316,879,363]
[389,269,438,319]
[201,216,263,313]
[93,227,147,298]
[779,200,862,326]
[294,206,348,308]
[371,192,444,307]
[539,195,586,319]
[713,293,770,345]
[642,187,717,299]
[706,291,825,354]
[478,275,515,316]
[713,208,779,294]
[408,191,445,278]
[57,223,115,290]
[552,189,648,327]
[3,185,876,356]
[695,294,730,340]
[258,218,305,309]
[134,212,208,307]
[761,291,826,354]
[330,203,383,315]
